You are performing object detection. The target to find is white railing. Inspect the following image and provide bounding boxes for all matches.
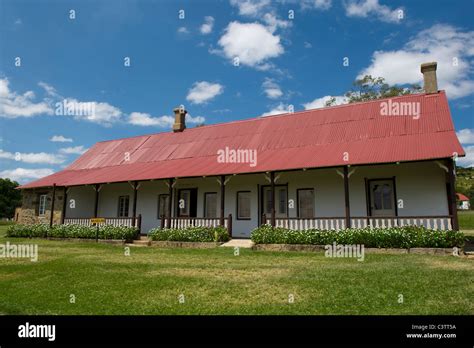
[169,217,228,229]
[274,218,346,230]
[63,217,139,228]
[351,216,453,230]
[272,216,453,231]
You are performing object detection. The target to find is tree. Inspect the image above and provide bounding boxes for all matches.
[325,75,422,106]
[0,178,22,218]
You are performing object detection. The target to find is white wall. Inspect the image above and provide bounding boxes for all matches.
[62,161,450,237]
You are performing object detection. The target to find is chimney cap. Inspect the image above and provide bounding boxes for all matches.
[173,106,187,114]
[420,61,437,72]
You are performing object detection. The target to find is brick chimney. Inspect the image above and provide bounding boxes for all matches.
[173,106,187,132]
[420,62,438,94]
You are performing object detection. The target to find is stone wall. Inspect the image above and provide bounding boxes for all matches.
[17,188,65,225]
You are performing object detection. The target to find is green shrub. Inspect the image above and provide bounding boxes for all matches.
[6,224,137,240]
[149,226,230,242]
[250,225,465,248]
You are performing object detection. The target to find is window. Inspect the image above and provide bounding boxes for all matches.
[298,189,314,218]
[178,190,190,217]
[157,194,170,219]
[204,192,217,218]
[263,187,287,216]
[237,191,251,220]
[38,194,47,216]
[118,195,130,217]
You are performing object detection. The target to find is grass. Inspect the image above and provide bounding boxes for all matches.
[459,210,474,231]
[0,227,472,315]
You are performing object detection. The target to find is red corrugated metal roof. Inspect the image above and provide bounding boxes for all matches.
[457,193,469,201]
[20,91,465,188]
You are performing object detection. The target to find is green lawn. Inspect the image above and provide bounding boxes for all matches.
[459,210,474,231]
[0,229,472,315]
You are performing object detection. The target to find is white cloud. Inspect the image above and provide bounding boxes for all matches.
[457,145,474,168]
[129,112,205,127]
[0,149,65,164]
[38,82,60,98]
[177,26,189,34]
[301,0,332,11]
[217,21,284,69]
[59,146,88,155]
[186,81,223,104]
[0,168,54,182]
[457,129,474,145]
[55,98,123,126]
[261,103,291,117]
[359,24,474,99]
[304,41,312,48]
[200,16,215,35]
[262,13,291,33]
[129,112,174,127]
[230,0,270,16]
[0,78,54,118]
[303,95,348,109]
[344,0,402,23]
[262,78,283,99]
[50,135,73,143]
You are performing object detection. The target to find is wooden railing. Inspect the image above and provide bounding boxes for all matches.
[268,215,453,231]
[63,215,142,230]
[273,217,347,230]
[350,216,453,230]
[160,214,233,236]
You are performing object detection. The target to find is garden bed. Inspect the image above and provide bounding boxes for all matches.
[6,224,138,241]
[150,241,222,249]
[250,225,465,249]
[148,226,230,243]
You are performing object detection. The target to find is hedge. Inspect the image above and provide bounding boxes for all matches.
[6,224,138,241]
[149,226,230,243]
[250,225,465,248]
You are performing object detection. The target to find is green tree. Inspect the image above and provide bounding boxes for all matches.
[0,178,22,218]
[325,75,422,106]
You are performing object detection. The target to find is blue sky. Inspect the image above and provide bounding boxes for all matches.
[1,0,473,183]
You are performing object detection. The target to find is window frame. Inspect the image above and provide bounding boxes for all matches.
[236,191,252,220]
[38,194,47,216]
[117,195,130,218]
[296,188,315,218]
[365,177,398,217]
[203,192,218,218]
[157,194,170,219]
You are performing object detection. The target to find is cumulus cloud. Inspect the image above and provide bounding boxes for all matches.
[303,95,348,109]
[177,27,190,34]
[261,102,292,117]
[301,0,332,11]
[129,112,174,127]
[344,0,402,23]
[186,81,223,104]
[129,112,205,127]
[59,146,88,155]
[200,16,215,35]
[457,129,474,145]
[359,24,474,99]
[457,145,474,168]
[0,78,53,118]
[262,78,283,99]
[0,149,65,164]
[217,21,284,69]
[229,0,270,16]
[50,135,73,143]
[0,168,55,182]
